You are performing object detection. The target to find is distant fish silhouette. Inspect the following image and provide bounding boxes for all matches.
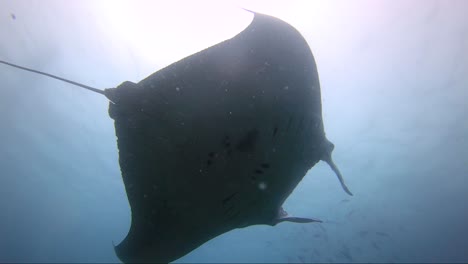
[358,230,369,237]
[372,241,381,250]
[376,231,390,237]
[0,10,352,263]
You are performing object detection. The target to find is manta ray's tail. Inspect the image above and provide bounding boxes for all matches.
[0,59,105,95]
[321,138,353,196]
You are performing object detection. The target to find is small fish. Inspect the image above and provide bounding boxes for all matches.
[346,209,356,218]
[372,241,381,250]
[358,230,369,237]
[376,231,389,237]
[10,13,16,20]
[339,250,353,262]
[355,246,363,254]
[318,224,327,232]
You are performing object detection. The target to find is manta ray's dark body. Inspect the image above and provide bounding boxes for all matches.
[0,11,351,264]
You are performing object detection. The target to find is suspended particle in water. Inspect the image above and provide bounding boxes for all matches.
[258,181,267,190]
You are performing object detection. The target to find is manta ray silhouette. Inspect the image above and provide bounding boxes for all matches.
[1,10,352,263]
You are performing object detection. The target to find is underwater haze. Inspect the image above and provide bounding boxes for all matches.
[1,0,467,262]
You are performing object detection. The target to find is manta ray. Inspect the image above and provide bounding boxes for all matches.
[0,10,352,263]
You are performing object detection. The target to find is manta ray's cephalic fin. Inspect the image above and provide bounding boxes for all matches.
[321,138,353,196]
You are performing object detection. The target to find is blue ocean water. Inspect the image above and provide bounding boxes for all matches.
[0,1,467,263]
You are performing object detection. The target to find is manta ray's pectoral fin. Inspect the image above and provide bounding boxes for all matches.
[321,138,353,196]
[271,207,322,226]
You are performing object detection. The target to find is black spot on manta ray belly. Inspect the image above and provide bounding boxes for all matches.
[236,129,259,153]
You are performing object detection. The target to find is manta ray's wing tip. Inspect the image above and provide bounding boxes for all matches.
[240,7,256,14]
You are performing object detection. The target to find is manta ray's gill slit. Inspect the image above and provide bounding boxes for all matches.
[222,195,240,221]
[227,210,240,221]
[222,192,238,205]
[272,126,279,137]
[298,140,307,161]
[286,116,293,131]
[297,116,305,134]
